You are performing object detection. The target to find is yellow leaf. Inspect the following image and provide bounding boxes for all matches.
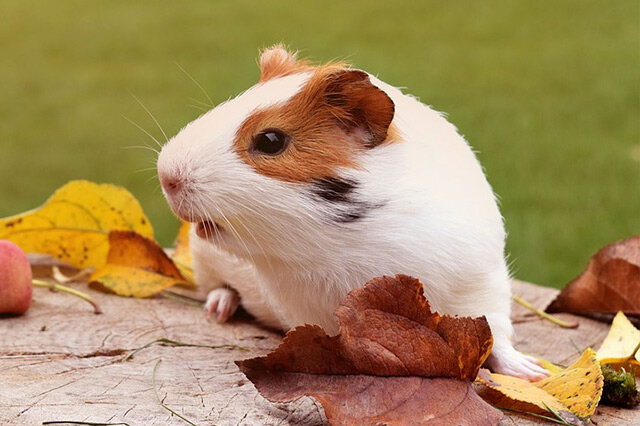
[90,264,184,298]
[477,348,603,422]
[476,369,568,414]
[596,311,640,365]
[171,221,195,284]
[89,231,187,297]
[0,180,153,268]
[536,348,603,419]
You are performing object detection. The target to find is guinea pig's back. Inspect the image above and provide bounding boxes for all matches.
[369,75,503,229]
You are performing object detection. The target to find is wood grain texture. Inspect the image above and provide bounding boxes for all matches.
[0,280,638,425]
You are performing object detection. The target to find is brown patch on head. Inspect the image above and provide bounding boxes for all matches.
[235,65,397,183]
[258,45,314,82]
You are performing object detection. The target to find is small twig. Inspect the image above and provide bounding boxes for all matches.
[121,337,249,362]
[33,279,102,314]
[512,295,578,329]
[568,338,584,356]
[161,290,205,307]
[152,359,198,426]
[43,422,130,426]
[52,266,92,283]
[495,404,573,425]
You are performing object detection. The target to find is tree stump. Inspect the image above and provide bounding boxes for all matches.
[1,280,638,425]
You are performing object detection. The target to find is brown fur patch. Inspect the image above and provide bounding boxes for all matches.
[235,65,397,183]
[259,45,314,82]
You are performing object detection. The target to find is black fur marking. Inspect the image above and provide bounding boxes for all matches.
[312,177,356,203]
[334,207,367,223]
[311,177,383,223]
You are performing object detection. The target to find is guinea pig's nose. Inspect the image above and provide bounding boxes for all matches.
[159,171,183,195]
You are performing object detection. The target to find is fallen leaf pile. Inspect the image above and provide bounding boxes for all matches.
[0,180,194,298]
[476,349,603,425]
[546,236,640,324]
[237,274,502,425]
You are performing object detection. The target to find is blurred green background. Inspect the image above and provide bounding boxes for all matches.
[1,0,638,288]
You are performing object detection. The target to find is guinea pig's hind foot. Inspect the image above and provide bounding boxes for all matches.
[205,287,240,323]
[486,345,550,382]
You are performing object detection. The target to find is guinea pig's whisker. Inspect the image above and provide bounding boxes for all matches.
[209,192,284,274]
[205,209,227,251]
[129,92,169,144]
[122,115,164,150]
[145,175,161,186]
[134,166,159,174]
[231,213,278,277]
[175,62,215,108]
[198,193,259,268]
[211,202,258,267]
[123,145,160,155]
[194,198,221,243]
[188,104,209,113]
[188,98,213,109]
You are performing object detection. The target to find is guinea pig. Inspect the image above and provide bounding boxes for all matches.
[157,45,548,380]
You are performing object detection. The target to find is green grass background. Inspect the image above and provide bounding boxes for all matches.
[1,0,638,288]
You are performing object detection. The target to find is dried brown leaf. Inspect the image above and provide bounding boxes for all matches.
[236,274,501,426]
[250,373,500,426]
[546,236,640,320]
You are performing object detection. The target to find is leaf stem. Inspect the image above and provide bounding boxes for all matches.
[121,337,249,362]
[512,295,578,329]
[152,359,198,426]
[33,279,103,314]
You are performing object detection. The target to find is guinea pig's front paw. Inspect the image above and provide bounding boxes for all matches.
[204,287,240,323]
[486,346,550,382]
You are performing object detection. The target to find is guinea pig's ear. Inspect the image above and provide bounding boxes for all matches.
[323,70,395,148]
[259,45,307,82]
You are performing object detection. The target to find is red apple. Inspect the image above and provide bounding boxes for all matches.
[0,240,33,315]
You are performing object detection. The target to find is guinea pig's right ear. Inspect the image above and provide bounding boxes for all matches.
[259,44,308,82]
[322,70,395,148]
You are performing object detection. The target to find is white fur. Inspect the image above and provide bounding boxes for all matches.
[157,67,548,380]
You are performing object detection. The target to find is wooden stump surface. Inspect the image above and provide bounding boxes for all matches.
[1,279,638,425]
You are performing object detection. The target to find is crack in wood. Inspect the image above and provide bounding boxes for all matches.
[1,348,127,359]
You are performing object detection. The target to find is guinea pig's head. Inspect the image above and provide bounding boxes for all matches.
[157,45,396,261]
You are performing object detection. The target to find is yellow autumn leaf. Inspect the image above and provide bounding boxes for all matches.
[596,311,640,365]
[536,348,603,419]
[0,180,153,269]
[90,264,185,298]
[89,231,188,297]
[171,221,194,283]
[477,348,603,423]
[476,369,568,414]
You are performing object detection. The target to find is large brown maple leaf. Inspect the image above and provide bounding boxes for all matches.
[236,274,502,425]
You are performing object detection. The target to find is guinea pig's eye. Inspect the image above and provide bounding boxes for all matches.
[249,129,289,156]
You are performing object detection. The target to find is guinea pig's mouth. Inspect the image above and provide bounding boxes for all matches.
[194,220,224,239]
